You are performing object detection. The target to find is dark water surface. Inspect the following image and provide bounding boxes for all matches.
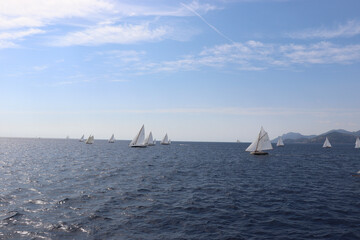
[1,138,360,239]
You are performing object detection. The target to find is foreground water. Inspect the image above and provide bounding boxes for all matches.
[0,138,359,239]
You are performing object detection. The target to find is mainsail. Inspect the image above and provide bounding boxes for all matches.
[246,127,273,153]
[161,133,170,145]
[145,132,155,146]
[109,134,115,143]
[355,137,360,149]
[129,125,146,147]
[323,137,332,148]
[79,135,84,142]
[85,135,94,144]
[277,136,284,147]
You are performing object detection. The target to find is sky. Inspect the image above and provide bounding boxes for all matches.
[0,0,360,142]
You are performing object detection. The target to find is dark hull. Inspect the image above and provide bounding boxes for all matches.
[250,151,268,155]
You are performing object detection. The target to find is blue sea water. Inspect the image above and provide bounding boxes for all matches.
[0,138,360,239]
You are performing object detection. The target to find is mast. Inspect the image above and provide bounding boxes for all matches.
[254,128,262,152]
[129,125,146,147]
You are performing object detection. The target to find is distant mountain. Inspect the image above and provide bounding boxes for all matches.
[273,129,360,144]
[321,129,360,137]
[272,132,315,143]
[307,132,357,144]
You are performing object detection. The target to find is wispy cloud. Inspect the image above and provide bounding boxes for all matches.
[280,41,360,64]
[132,40,360,73]
[0,28,45,48]
[0,0,218,48]
[0,0,114,30]
[109,79,129,82]
[33,65,48,71]
[288,20,360,39]
[52,23,169,46]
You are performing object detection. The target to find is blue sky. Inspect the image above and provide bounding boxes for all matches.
[1,0,360,142]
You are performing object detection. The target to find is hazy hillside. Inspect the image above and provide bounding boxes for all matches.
[272,132,315,143]
[274,129,360,144]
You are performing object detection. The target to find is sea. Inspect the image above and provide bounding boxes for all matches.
[0,138,360,240]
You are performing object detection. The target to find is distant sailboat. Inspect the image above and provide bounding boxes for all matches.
[323,137,332,148]
[161,133,170,145]
[153,139,157,145]
[108,134,115,143]
[79,135,85,142]
[355,137,360,149]
[129,125,147,148]
[85,135,94,144]
[277,136,284,147]
[246,127,273,155]
[145,132,155,146]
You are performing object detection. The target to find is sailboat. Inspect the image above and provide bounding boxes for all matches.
[79,135,85,142]
[129,125,147,147]
[355,137,360,149]
[153,139,157,145]
[145,132,155,146]
[85,135,94,144]
[276,136,284,147]
[161,133,170,145]
[246,127,273,155]
[323,137,332,148]
[108,134,115,143]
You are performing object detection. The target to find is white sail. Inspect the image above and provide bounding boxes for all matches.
[85,135,94,144]
[323,137,332,148]
[153,139,156,145]
[355,137,360,149]
[129,125,146,147]
[109,134,115,143]
[246,127,273,152]
[277,136,284,147]
[145,132,155,146]
[79,135,84,142]
[161,133,170,145]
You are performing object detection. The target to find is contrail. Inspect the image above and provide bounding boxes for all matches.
[180,2,234,43]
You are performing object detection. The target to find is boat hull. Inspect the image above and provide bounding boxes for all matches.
[161,143,170,145]
[130,145,147,148]
[250,151,268,155]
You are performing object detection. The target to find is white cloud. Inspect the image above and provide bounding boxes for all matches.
[281,41,360,64]
[288,20,360,39]
[0,28,45,48]
[0,0,114,29]
[53,23,169,46]
[33,65,48,71]
[136,40,360,72]
[0,0,218,48]
[0,28,45,40]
